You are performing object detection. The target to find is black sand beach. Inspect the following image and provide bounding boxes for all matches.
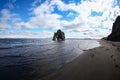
[42,40,120,80]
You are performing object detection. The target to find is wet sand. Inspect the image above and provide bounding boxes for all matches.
[42,40,120,80]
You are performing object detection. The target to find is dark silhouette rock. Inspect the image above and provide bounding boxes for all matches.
[53,29,65,41]
[107,16,120,41]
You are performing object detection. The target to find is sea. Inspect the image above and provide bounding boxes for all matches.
[0,38,100,80]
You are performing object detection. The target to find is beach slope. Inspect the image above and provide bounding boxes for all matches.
[42,40,120,80]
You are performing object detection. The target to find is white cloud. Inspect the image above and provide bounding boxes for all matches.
[5,0,16,9]
[32,0,42,7]
[0,9,21,30]
[57,0,120,38]
[0,9,12,29]
[1,0,120,38]
[67,12,75,17]
[14,14,62,29]
[15,0,63,30]
[0,31,53,38]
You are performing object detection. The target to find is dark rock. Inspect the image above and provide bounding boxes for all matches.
[110,55,114,58]
[107,16,120,41]
[52,29,65,41]
[101,37,107,40]
[115,64,119,68]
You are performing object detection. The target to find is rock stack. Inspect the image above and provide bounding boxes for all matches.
[53,29,65,41]
[107,16,120,41]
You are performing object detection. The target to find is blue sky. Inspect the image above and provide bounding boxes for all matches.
[0,0,120,38]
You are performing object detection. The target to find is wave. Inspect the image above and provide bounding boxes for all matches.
[0,55,24,59]
[0,41,58,50]
[0,45,28,49]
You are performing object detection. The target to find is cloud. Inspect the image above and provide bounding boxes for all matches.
[0,9,21,30]
[14,13,62,30]
[0,31,53,38]
[1,0,120,38]
[56,0,120,38]
[67,12,75,17]
[32,0,42,7]
[14,0,63,30]
[0,9,12,30]
[5,0,16,9]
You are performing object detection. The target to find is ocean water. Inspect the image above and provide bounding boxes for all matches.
[0,38,100,80]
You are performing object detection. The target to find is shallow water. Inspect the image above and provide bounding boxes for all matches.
[0,38,100,80]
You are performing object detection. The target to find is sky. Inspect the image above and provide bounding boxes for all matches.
[0,0,120,39]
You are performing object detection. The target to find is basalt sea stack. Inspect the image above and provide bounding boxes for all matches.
[53,29,65,41]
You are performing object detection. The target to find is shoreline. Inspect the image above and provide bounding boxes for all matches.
[0,39,100,80]
[41,39,120,80]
